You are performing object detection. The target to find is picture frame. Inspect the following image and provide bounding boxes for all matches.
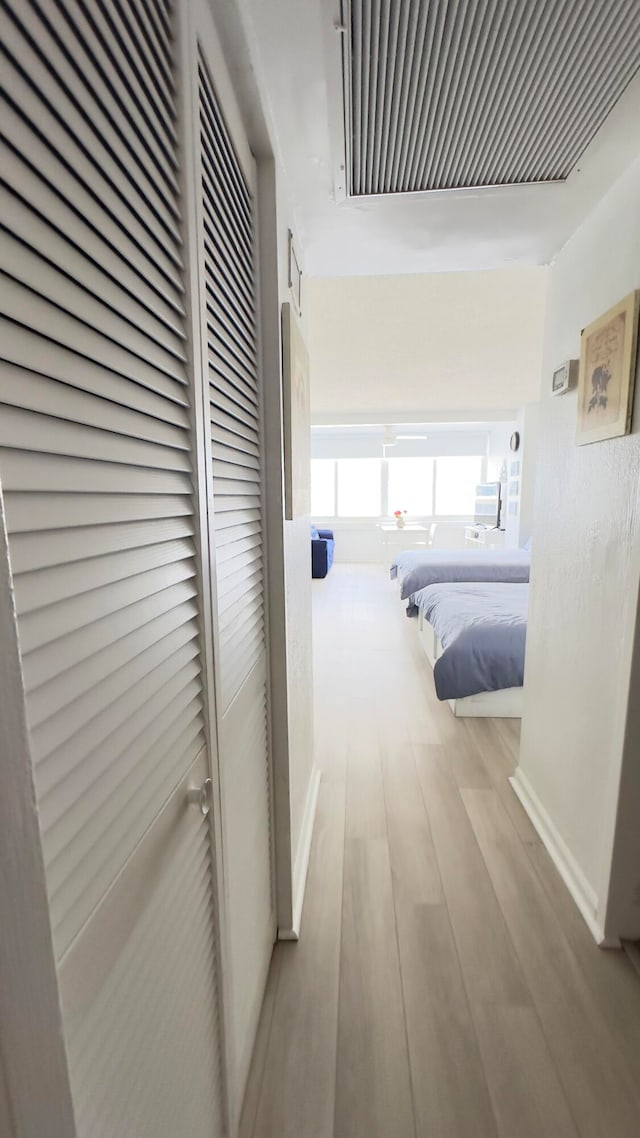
[576,291,640,445]
[281,302,310,519]
[287,229,302,316]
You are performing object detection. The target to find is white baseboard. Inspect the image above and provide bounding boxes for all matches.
[510,768,618,947]
[277,764,321,942]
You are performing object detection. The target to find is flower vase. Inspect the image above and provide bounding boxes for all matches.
[396,517,405,529]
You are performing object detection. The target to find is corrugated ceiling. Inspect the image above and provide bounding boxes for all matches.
[346,0,640,195]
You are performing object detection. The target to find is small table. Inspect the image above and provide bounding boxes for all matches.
[379,523,430,564]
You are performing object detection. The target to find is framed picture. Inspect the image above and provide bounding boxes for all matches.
[287,229,302,315]
[576,291,640,445]
[281,302,310,519]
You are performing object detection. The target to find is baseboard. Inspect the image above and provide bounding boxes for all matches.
[277,764,321,942]
[510,768,617,947]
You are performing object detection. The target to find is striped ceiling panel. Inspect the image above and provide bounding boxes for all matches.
[347,0,640,195]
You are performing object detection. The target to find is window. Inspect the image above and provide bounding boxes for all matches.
[310,460,336,515]
[336,459,381,517]
[310,450,485,518]
[387,457,434,516]
[434,456,483,515]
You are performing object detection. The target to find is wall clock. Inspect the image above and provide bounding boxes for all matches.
[510,431,520,452]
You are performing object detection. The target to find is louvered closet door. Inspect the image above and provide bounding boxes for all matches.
[0,3,224,1136]
[193,1,275,1098]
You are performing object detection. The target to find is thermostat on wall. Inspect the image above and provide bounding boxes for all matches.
[551,358,578,396]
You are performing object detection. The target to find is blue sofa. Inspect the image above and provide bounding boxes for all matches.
[311,527,334,578]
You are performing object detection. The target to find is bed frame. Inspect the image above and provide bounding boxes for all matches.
[417,610,523,719]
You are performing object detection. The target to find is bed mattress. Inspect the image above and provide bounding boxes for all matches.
[391,547,531,601]
[411,581,528,700]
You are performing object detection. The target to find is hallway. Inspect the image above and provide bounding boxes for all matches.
[240,565,640,1138]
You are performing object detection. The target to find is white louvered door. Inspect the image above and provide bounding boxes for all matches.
[188,0,276,1100]
[0,2,226,1136]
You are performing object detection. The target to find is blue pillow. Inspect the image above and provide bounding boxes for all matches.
[310,526,320,540]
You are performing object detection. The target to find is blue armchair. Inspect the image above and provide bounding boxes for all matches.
[311,527,334,578]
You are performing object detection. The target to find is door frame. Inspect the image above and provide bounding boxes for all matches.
[176,1,237,1131]
[176,0,279,1128]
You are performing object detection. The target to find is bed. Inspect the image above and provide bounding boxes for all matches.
[410,581,528,718]
[391,547,531,603]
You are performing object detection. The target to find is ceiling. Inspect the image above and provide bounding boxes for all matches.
[346,0,640,196]
[235,0,640,276]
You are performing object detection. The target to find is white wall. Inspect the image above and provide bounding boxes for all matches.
[307,267,547,418]
[517,153,640,942]
[503,403,540,548]
[517,404,541,547]
[275,190,316,907]
[256,163,315,941]
[324,518,473,565]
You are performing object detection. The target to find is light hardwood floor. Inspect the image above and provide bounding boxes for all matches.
[240,564,640,1138]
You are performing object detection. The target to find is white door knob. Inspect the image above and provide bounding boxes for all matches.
[186,777,213,817]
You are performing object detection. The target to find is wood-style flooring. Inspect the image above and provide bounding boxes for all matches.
[240,564,640,1138]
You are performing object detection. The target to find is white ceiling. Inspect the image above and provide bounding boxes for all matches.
[235,0,640,277]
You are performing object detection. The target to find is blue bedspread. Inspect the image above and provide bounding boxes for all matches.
[411,582,528,700]
[391,547,530,601]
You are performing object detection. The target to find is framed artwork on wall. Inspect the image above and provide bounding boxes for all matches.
[281,302,310,519]
[576,290,640,446]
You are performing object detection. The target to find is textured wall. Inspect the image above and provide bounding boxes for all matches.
[519,154,640,930]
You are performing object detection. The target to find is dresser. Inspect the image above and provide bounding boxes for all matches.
[464,526,506,550]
